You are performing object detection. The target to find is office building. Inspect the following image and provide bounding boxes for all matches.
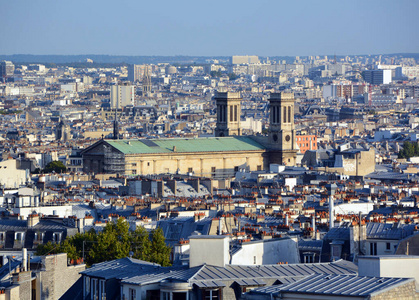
[363,69,392,85]
[0,60,15,81]
[110,83,135,108]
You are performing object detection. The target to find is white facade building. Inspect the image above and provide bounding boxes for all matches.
[110,84,135,108]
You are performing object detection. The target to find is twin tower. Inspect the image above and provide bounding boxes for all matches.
[214,91,297,166]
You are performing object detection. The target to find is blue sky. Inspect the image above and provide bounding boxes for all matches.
[1,0,418,56]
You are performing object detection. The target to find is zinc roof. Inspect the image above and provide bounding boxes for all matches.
[105,136,266,155]
[251,274,414,297]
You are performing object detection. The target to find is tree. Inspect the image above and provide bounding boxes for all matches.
[398,141,419,159]
[228,73,238,81]
[149,227,172,267]
[44,160,67,173]
[89,218,130,263]
[130,226,151,261]
[35,219,172,267]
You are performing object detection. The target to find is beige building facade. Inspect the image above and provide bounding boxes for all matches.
[82,92,297,177]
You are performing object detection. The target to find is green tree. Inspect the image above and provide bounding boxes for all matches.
[131,226,151,261]
[398,141,419,159]
[149,227,172,266]
[35,241,60,256]
[44,160,67,173]
[228,73,238,81]
[35,219,172,266]
[89,218,130,263]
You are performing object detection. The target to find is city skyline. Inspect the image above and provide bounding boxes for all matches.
[1,0,418,56]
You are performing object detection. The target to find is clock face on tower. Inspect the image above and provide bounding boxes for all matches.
[285,135,291,142]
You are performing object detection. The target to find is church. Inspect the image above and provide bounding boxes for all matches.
[81,92,297,178]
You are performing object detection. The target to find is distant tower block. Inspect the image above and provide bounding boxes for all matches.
[268,92,297,166]
[214,91,242,137]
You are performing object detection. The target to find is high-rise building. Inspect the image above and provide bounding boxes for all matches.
[128,64,152,82]
[231,55,260,65]
[214,92,242,137]
[110,83,135,108]
[0,61,15,81]
[363,69,392,85]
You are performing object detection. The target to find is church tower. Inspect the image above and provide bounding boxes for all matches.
[113,110,119,139]
[214,91,241,137]
[268,92,297,165]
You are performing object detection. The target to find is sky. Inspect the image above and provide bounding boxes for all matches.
[1,0,418,56]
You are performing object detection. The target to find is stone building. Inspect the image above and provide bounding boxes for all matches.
[82,92,298,177]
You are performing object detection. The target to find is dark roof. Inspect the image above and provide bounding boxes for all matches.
[80,257,161,280]
[249,274,414,297]
[121,260,357,287]
[367,223,415,240]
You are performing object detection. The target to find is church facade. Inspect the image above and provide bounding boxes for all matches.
[81,92,297,177]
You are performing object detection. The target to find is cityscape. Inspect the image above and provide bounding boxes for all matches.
[1,1,419,300]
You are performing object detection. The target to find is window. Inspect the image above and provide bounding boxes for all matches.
[288,106,291,123]
[234,105,238,122]
[84,277,90,297]
[257,165,262,171]
[304,253,314,263]
[204,289,220,300]
[99,280,106,300]
[91,278,98,300]
[129,288,136,300]
[230,105,233,122]
[254,256,256,264]
[234,166,239,172]
[147,162,150,166]
[370,242,377,255]
[283,106,287,123]
[132,170,136,174]
[386,242,391,250]
[132,163,137,167]
[211,167,216,176]
[188,167,193,173]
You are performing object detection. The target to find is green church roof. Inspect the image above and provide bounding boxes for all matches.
[105,136,266,155]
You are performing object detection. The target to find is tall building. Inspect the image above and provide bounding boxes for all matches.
[214,92,241,137]
[110,83,135,108]
[363,69,392,85]
[0,60,15,81]
[231,55,259,65]
[128,64,152,82]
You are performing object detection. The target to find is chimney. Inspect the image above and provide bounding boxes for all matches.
[28,214,40,228]
[22,248,27,272]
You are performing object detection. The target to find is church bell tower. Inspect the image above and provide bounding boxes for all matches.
[215,91,241,137]
[268,92,297,165]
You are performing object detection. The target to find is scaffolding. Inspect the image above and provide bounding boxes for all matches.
[104,147,125,174]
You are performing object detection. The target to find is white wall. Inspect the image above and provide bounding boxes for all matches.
[359,256,419,286]
[189,236,229,268]
[0,160,28,189]
[231,237,300,265]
